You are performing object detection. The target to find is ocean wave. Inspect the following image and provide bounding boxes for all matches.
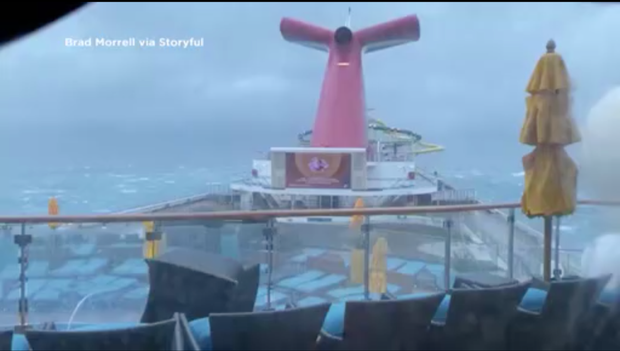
[125,177,150,183]
[22,189,66,195]
[109,173,136,178]
[120,189,138,194]
[511,171,525,177]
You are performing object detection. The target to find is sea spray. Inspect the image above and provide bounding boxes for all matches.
[581,233,620,289]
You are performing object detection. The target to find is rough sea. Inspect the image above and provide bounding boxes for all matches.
[0,160,607,251]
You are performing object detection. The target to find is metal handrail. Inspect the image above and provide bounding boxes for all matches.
[0,199,617,224]
[4,199,615,328]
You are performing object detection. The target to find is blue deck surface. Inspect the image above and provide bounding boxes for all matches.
[396,261,427,275]
[75,275,138,296]
[295,274,346,293]
[111,259,148,276]
[327,283,400,299]
[123,286,149,300]
[297,296,328,307]
[5,279,48,301]
[277,270,326,289]
[4,274,141,302]
[290,248,328,263]
[303,248,327,257]
[254,291,288,307]
[386,257,407,271]
[68,244,97,256]
[31,279,74,302]
[51,258,108,277]
[0,261,49,279]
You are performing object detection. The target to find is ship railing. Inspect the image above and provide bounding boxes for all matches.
[234,175,434,191]
[117,182,234,214]
[0,200,616,327]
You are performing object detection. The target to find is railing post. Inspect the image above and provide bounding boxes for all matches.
[361,216,371,300]
[443,218,453,290]
[543,216,553,282]
[262,219,276,310]
[14,223,32,330]
[507,209,515,280]
[553,216,562,279]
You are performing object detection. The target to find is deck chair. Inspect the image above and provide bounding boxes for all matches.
[430,281,530,350]
[340,293,445,350]
[210,303,331,350]
[24,315,178,351]
[228,263,260,313]
[508,276,608,350]
[141,249,259,323]
[0,329,12,351]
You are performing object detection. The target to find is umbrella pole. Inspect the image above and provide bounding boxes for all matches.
[543,216,553,281]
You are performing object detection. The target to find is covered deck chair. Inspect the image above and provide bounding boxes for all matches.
[24,315,179,351]
[0,328,12,351]
[210,303,331,350]
[346,293,445,350]
[428,281,530,350]
[508,276,608,350]
[141,248,259,323]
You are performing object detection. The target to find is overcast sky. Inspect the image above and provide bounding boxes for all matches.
[0,2,619,172]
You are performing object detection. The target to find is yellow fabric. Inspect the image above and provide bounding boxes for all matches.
[143,221,154,233]
[349,248,364,284]
[521,145,577,217]
[144,232,167,258]
[369,237,389,294]
[143,221,166,258]
[48,197,59,229]
[349,197,365,283]
[520,46,579,218]
[520,92,580,146]
[526,52,570,94]
[349,197,365,229]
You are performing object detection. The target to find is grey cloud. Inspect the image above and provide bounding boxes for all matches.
[0,2,619,172]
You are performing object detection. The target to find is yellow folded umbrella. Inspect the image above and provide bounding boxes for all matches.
[369,237,389,294]
[519,40,581,281]
[350,249,364,284]
[520,39,580,218]
[349,197,365,284]
[48,197,59,230]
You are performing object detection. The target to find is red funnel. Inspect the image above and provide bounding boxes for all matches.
[280,15,420,148]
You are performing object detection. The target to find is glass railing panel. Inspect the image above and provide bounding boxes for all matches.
[450,211,496,277]
[3,218,270,328]
[551,205,603,279]
[367,212,450,298]
[160,219,272,310]
[18,221,151,327]
[269,215,363,308]
[461,207,544,282]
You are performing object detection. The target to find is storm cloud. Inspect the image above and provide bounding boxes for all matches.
[1,2,619,172]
